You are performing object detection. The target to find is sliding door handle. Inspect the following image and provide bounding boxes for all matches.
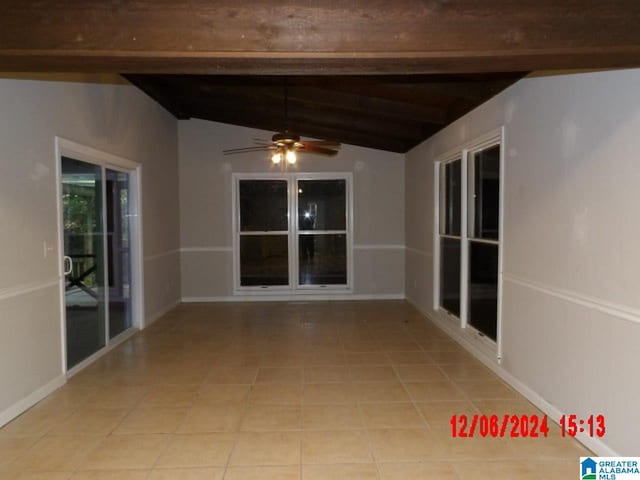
[63,256,73,275]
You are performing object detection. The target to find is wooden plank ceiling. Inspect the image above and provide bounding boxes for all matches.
[125,74,523,152]
[2,1,640,151]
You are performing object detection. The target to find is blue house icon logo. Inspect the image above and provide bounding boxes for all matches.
[581,457,597,479]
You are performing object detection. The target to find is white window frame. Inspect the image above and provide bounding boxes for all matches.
[232,173,293,293]
[232,172,353,295]
[433,127,505,359]
[435,154,464,321]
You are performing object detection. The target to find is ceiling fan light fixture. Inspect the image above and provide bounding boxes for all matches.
[222,79,340,161]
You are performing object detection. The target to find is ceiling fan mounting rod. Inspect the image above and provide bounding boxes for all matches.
[284,76,292,134]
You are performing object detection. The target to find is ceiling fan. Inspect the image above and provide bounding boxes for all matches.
[222,78,341,165]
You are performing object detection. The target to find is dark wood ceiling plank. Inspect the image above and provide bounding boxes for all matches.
[189,82,448,128]
[199,94,427,144]
[187,104,416,153]
[313,76,502,103]
[125,75,192,119]
[252,85,450,125]
[129,76,435,139]
[147,74,491,112]
[124,73,521,151]
[2,1,640,73]
[135,74,523,124]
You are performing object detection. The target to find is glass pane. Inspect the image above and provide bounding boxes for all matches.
[239,180,288,231]
[106,169,132,339]
[240,235,289,286]
[439,237,461,317]
[298,180,346,231]
[468,242,498,341]
[62,157,106,368]
[440,160,462,236]
[469,145,500,240]
[299,234,347,285]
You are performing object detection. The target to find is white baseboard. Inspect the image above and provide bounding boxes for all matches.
[405,296,619,457]
[144,299,181,328]
[182,293,405,303]
[0,374,66,429]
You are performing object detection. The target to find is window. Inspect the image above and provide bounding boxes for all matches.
[297,179,348,286]
[438,159,462,317]
[238,180,289,287]
[234,173,352,293]
[467,145,500,340]
[436,131,502,346]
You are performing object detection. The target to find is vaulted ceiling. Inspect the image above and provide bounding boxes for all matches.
[2,1,640,152]
[125,73,523,152]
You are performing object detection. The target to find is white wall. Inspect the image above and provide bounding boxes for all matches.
[405,69,640,455]
[0,74,180,424]
[179,119,405,300]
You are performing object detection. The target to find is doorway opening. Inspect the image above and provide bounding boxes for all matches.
[56,138,143,373]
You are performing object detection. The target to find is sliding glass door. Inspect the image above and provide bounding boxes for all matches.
[235,174,351,293]
[61,155,137,369]
[62,157,106,368]
[106,169,133,338]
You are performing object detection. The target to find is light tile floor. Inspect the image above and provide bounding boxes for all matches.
[0,301,590,479]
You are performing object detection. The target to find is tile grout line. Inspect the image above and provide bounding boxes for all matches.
[300,362,306,479]
[342,324,382,480]
[356,392,384,480]
[222,365,261,477]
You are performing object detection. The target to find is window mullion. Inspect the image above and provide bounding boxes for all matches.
[440,234,461,240]
[468,237,499,246]
[298,230,346,235]
[239,231,289,236]
[290,176,297,290]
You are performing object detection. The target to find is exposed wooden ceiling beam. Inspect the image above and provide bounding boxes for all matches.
[2,1,640,74]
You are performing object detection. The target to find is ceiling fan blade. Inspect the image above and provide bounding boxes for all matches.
[223,146,274,155]
[252,138,270,145]
[299,144,339,156]
[302,140,341,148]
